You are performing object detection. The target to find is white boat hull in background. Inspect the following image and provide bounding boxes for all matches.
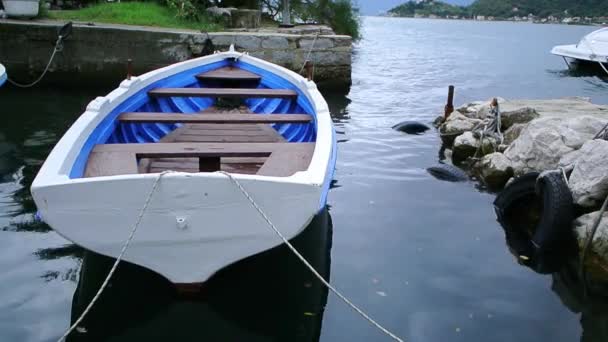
[551,27,608,64]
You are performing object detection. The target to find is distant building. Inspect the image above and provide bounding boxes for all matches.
[476,15,486,21]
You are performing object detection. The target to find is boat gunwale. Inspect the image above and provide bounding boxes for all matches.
[31,49,334,193]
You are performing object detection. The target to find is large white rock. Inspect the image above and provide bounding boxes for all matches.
[452,131,479,163]
[475,152,514,189]
[504,116,607,175]
[569,140,608,207]
[500,107,539,130]
[574,211,608,262]
[457,97,506,119]
[503,123,527,145]
[440,112,482,145]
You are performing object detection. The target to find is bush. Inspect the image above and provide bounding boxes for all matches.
[261,0,360,40]
[324,0,359,40]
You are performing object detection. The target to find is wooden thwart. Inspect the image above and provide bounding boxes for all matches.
[85,142,314,177]
[118,113,312,124]
[196,67,262,82]
[148,88,297,98]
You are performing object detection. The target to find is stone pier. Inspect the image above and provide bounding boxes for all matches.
[0,19,352,87]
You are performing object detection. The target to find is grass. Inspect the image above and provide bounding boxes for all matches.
[47,2,223,31]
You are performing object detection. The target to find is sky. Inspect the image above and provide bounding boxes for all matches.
[358,0,475,15]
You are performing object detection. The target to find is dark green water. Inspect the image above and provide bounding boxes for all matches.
[1,17,608,342]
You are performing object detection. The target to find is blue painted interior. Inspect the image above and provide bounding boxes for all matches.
[69,57,333,208]
[0,70,6,87]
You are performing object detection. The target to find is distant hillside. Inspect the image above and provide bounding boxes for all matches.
[389,0,608,19]
[469,0,608,18]
[389,0,467,17]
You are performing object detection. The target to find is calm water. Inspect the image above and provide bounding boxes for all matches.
[1,17,608,342]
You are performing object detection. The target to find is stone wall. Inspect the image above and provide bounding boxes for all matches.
[0,20,352,87]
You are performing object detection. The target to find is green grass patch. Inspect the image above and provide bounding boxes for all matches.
[48,2,222,31]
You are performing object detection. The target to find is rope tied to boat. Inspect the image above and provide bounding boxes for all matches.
[8,34,65,88]
[56,171,173,342]
[217,171,405,342]
[299,33,319,76]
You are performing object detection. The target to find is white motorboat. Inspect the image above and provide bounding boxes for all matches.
[551,27,608,69]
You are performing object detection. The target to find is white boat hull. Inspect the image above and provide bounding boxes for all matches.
[31,49,335,284]
[551,28,608,64]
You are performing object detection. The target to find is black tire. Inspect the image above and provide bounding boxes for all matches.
[427,164,468,182]
[494,171,574,274]
[392,121,430,135]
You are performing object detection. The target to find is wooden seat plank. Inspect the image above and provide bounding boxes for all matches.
[196,67,262,82]
[85,151,138,177]
[93,142,295,158]
[118,113,311,124]
[148,88,297,98]
[257,144,315,177]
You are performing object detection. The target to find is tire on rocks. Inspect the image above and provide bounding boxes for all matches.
[427,164,469,182]
[494,171,575,274]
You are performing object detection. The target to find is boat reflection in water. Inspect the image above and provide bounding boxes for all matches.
[68,207,333,342]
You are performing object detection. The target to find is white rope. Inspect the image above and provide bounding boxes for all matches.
[216,171,404,342]
[56,171,172,342]
[8,36,64,88]
[299,33,319,74]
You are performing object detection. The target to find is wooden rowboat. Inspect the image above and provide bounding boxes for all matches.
[31,46,336,284]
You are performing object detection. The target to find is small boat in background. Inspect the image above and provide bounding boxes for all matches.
[31,46,336,284]
[0,63,6,87]
[551,27,608,71]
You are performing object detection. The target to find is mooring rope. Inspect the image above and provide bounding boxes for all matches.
[217,171,404,342]
[8,36,65,88]
[56,171,172,342]
[299,33,319,75]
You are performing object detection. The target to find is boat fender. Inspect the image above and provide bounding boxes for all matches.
[392,121,430,135]
[427,164,468,182]
[494,171,574,274]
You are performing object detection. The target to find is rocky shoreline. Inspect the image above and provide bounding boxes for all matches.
[435,97,608,282]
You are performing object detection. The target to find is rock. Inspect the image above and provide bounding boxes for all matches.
[456,97,506,119]
[558,149,582,170]
[230,9,261,29]
[568,140,608,207]
[503,123,527,145]
[452,132,479,163]
[439,112,482,145]
[206,6,235,17]
[475,152,514,189]
[433,115,445,127]
[261,36,289,49]
[574,211,608,263]
[504,116,608,175]
[500,107,539,130]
